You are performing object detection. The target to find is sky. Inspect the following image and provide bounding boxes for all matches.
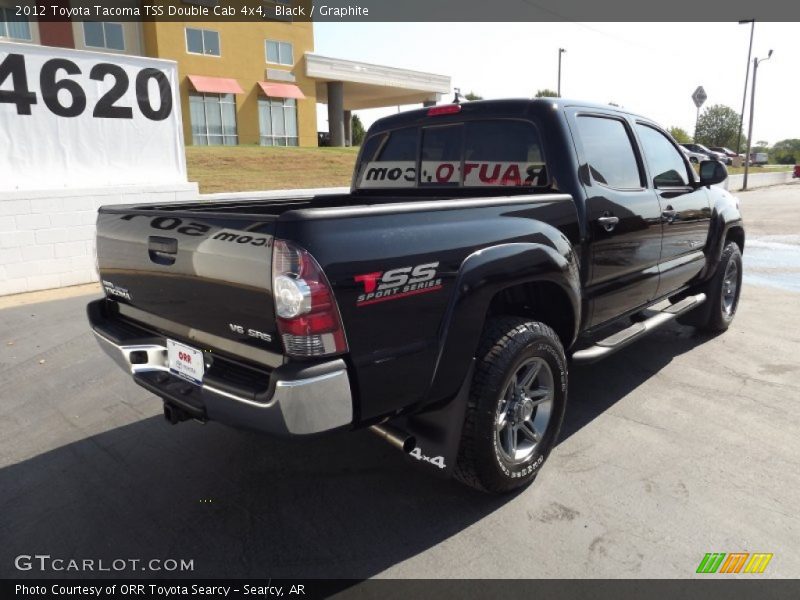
[314,22,800,146]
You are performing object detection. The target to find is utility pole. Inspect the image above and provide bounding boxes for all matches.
[743,50,773,191]
[694,106,700,141]
[737,20,755,154]
[557,48,566,97]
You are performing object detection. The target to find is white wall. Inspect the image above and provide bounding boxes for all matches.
[0,43,193,296]
[725,171,795,191]
[0,183,198,296]
[197,187,349,202]
[0,42,186,192]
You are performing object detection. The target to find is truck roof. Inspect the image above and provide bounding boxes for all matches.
[368,98,648,133]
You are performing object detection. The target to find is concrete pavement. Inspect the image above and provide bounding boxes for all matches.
[1,184,799,579]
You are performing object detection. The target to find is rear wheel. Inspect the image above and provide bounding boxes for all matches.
[454,317,567,493]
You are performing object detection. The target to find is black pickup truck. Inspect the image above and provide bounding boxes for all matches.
[88,99,744,493]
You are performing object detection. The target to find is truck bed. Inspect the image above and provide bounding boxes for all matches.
[101,188,554,218]
[95,189,579,419]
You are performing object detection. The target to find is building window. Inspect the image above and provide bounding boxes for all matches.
[186,28,220,56]
[190,93,238,146]
[83,22,125,51]
[265,40,293,66]
[0,7,32,40]
[258,97,298,146]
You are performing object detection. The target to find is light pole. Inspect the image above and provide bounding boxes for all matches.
[743,49,773,191]
[736,20,755,154]
[557,48,566,97]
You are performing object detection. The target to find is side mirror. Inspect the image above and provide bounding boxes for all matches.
[699,159,727,187]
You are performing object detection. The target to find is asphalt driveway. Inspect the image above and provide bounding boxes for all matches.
[1,184,799,579]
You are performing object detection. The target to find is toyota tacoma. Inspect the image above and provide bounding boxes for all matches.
[88,99,744,493]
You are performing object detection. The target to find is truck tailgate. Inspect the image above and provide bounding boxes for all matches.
[95,207,283,366]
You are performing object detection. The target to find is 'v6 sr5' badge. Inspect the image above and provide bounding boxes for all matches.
[354,262,442,307]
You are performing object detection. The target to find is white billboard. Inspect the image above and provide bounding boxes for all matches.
[0,41,185,191]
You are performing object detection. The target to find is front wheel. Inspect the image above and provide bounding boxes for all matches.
[706,241,743,331]
[454,318,567,493]
[680,241,743,332]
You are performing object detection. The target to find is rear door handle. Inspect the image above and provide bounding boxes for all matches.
[597,215,619,232]
[662,206,677,222]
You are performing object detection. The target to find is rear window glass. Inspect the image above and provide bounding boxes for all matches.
[378,127,417,161]
[355,127,417,189]
[356,119,547,190]
[420,125,462,187]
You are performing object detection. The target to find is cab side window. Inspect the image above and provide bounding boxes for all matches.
[636,124,691,187]
[575,116,642,189]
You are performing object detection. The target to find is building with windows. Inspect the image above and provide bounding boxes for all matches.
[0,2,451,147]
[142,20,318,146]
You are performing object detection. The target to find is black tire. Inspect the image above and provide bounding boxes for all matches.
[454,317,567,493]
[679,241,743,332]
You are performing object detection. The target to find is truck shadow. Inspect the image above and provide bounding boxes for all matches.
[562,321,718,442]
[0,320,713,581]
[0,412,512,580]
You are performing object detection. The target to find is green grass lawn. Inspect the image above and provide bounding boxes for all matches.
[185,146,792,194]
[186,145,359,194]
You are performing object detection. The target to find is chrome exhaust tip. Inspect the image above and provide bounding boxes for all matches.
[369,424,416,453]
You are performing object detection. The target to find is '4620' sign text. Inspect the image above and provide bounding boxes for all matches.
[0,53,172,120]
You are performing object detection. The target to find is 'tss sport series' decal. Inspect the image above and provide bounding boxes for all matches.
[355,262,442,307]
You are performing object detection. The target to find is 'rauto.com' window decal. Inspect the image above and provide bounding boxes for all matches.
[358,161,544,188]
[358,161,416,188]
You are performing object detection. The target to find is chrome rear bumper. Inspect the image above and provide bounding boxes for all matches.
[89,300,353,436]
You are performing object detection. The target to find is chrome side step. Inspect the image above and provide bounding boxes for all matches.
[572,293,706,364]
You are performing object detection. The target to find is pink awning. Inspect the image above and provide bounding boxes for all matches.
[257,82,306,100]
[187,75,244,95]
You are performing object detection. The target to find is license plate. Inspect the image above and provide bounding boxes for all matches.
[167,339,205,385]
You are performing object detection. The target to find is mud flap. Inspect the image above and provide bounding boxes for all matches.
[390,360,474,478]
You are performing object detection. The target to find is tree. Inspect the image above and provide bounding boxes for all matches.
[668,126,692,143]
[771,139,800,164]
[351,114,365,146]
[535,89,558,98]
[464,91,483,101]
[694,104,743,149]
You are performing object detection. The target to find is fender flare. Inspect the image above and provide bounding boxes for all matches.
[427,241,581,403]
[700,206,745,281]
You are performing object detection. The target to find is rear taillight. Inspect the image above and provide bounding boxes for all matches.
[272,239,347,358]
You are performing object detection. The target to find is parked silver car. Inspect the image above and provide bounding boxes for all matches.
[680,143,728,163]
[680,145,707,164]
[709,146,737,166]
